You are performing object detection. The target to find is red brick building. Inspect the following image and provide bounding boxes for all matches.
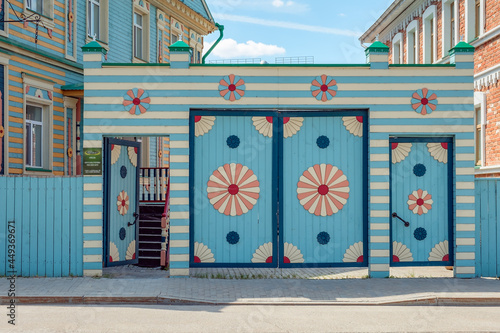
[360,0,500,177]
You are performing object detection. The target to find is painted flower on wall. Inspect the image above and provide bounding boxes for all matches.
[283,117,304,138]
[219,74,245,101]
[226,231,240,245]
[117,190,130,216]
[411,88,438,115]
[311,74,337,102]
[342,116,363,137]
[127,146,138,167]
[110,144,121,165]
[194,116,216,137]
[427,142,448,163]
[343,241,364,263]
[283,242,305,263]
[428,240,449,262]
[207,163,260,216]
[193,242,215,263]
[407,189,433,215]
[0,125,5,138]
[317,231,331,245]
[392,241,414,262]
[125,240,136,260]
[414,227,427,241]
[297,164,350,216]
[109,242,120,262]
[252,116,274,138]
[251,242,273,263]
[391,142,412,164]
[123,88,151,115]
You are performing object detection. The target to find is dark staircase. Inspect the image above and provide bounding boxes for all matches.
[138,205,164,267]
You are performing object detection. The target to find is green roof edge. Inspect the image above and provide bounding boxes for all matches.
[449,41,475,56]
[365,41,389,55]
[168,40,191,52]
[82,40,108,55]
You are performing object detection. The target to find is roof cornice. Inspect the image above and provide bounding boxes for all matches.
[151,0,216,35]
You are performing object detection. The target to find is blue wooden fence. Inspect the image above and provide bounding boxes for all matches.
[0,176,84,277]
[475,178,500,278]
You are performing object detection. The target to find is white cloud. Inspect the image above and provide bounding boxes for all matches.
[204,38,286,59]
[212,13,361,37]
[338,13,346,17]
[272,0,284,7]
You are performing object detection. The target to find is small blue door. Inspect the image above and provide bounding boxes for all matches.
[191,114,276,266]
[390,137,453,266]
[280,113,367,266]
[104,138,140,266]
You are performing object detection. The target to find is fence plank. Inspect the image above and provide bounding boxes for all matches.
[475,181,481,276]
[29,178,38,275]
[37,177,46,277]
[45,177,55,277]
[5,177,16,275]
[61,177,70,277]
[53,178,63,277]
[21,177,30,276]
[69,177,77,276]
[487,181,497,277]
[76,177,84,276]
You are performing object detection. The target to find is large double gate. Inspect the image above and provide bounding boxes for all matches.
[190,110,368,267]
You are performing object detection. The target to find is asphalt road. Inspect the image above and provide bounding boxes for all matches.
[3,304,500,332]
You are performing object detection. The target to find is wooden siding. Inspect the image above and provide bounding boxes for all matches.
[0,176,83,277]
[475,178,500,277]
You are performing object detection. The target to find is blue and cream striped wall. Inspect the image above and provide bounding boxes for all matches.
[82,48,476,277]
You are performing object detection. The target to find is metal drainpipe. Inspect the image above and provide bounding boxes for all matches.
[202,23,224,64]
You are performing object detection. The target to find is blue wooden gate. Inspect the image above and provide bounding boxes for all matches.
[190,111,367,267]
[104,138,140,266]
[390,138,453,266]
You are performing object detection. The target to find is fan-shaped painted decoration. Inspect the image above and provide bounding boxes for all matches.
[110,144,121,165]
[427,142,448,163]
[123,88,151,115]
[252,116,273,138]
[311,75,337,102]
[343,241,364,263]
[219,74,245,101]
[251,242,273,263]
[207,163,260,216]
[283,117,304,138]
[407,189,433,215]
[109,242,120,262]
[297,164,350,216]
[194,116,216,137]
[428,240,449,262]
[193,242,215,263]
[125,240,136,260]
[342,116,363,137]
[116,190,130,216]
[391,142,412,164]
[392,241,414,262]
[127,146,138,167]
[411,88,438,115]
[283,242,305,263]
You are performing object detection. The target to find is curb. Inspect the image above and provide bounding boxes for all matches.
[2,296,500,306]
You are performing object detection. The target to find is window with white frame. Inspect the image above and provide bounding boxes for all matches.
[86,0,108,44]
[442,0,458,54]
[423,5,437,64]
[134,12,144,59]
[474,92,486,167]
[171,19,183,45]
[406,20,419,64]
[25,0,54,26]
[392,33,403,64]
[133,2,149,62]
[465,0,484,42]
[25,104,43,168]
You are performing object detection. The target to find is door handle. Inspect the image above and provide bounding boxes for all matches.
[392,212,410,227]
[128,212,139,227]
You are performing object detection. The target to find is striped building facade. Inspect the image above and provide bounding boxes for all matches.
[82,41,476,278]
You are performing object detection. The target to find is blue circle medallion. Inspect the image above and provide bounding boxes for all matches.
[413,163,426,177]
[414,227,427,241]
[316,135,330,149]
[317,231,330,245]
[226,231,240,245]
[119,227,126,240]
[120,166,128,178]
[226,135,240,149]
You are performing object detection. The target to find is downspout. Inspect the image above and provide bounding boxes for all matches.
[202,23,224,64]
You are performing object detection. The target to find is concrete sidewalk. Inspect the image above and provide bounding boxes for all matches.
[1,270,499,306]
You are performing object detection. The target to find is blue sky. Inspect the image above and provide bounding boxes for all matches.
[203,0,392,64]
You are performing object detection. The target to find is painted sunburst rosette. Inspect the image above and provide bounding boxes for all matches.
[311,74,337,102]
[251,242,273,263]
[117,190,129,216]
[194,115,216,137]
[110,144,121,165]
[297,164,350,216]
[109,242,120,262]
[219,74,245,101]
[343,241,364,263]
[411,88,438,115]
[391,142,412,163]
[206,163,260,216]
[427,142,448,163]
[283,242,305,263]
[342,116,363,137]
[252,116,273,138]
[125,240,136,260]
[407,189,433,215]
[392,241,414,262]
[127,146,138,167]
[283,117,304,138]
[428,240,449,262]
[193,242,215,263]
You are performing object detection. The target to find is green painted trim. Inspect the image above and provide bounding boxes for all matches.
[82,41,108,55]
[190,64,371,68]
[25,168,52,172]
[0,48,13,55]
[22,72,57,84]
[103,63,171,67]
[61,83,84,90]
[449,41,475,56]
[389,64,456,67]
[365,41,389,55]
[168,40,190,52]
[0,36,83,70]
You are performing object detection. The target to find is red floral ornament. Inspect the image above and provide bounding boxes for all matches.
[219,74,245,101]
[123,88,151,115]
[411,88,438,115]
[311,75,337,102]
